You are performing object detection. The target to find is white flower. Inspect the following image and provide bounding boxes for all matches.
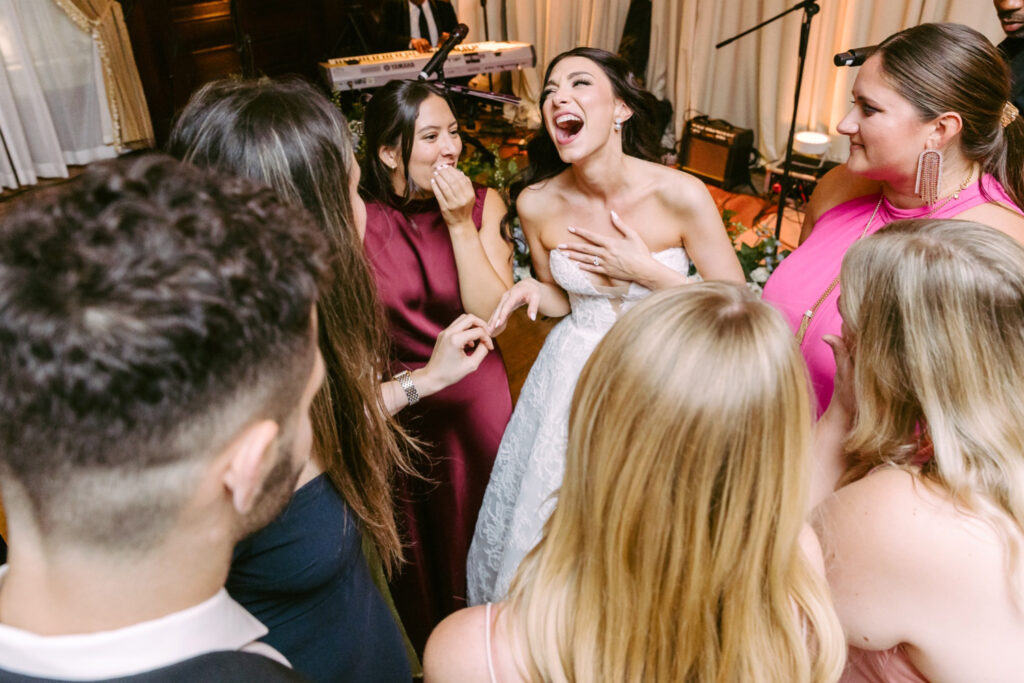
[746,281,764,297]
[749,266,770,284]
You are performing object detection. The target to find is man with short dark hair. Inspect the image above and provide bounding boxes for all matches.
[0,155,327,681]
[995,0,1024,114]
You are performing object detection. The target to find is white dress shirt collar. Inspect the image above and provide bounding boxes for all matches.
[0,565,285,680]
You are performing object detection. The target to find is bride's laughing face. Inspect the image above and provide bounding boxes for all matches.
[541,56,631,163]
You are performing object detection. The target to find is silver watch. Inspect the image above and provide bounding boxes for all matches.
[394,370,420,406]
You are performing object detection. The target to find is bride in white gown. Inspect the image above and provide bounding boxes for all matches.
[467,48,744,604]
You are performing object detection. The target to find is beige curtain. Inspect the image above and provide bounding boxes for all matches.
[501,0,632,119]
[52,0,154,149]
[647,0,1003,161]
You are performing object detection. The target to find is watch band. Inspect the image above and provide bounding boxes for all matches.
[394,370,420,406]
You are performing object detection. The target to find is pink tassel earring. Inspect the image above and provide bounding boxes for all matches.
[915,149,943,205]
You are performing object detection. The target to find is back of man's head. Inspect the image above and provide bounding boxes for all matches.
[0,154,327,555]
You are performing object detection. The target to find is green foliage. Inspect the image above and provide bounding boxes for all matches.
[720,210,790,289]
[457,145,520,190]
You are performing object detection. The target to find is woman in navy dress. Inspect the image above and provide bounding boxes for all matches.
[169,77,496,680]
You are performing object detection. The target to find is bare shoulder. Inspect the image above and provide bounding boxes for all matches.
[806,164,882,228]
[423,606,491,682]
[483,186,507,211]
[816,468,925,540]
[954,201,1024,246]
[636,159,710,208]
[516,171,571,223]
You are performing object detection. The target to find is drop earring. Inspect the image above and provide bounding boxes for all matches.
[613,119,623,132]
[915,148,943,205]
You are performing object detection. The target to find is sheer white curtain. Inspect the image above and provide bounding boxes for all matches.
[468,0,630,122]
[0,0,116,190]
[647,0,1004,161]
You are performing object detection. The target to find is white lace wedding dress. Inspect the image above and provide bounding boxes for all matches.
[467,246,689,604]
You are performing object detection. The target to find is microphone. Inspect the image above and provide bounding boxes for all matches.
[833,45,876,67]
[419,23,470,80]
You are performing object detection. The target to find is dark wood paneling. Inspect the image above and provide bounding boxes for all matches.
[122,0,366,146]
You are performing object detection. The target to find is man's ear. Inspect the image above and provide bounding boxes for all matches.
[221,420,280,515]
[378,146,399,171]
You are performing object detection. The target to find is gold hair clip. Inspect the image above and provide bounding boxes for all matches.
[1002,101,1019,128]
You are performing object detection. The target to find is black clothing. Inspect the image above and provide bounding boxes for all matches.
[228,474,410,683]
[378,0,459,52]
[999,37,1024,116]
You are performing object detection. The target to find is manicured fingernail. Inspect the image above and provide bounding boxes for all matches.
[567,226,576,233]
[610,210,620,220]
[529,311,535,320]
[557,243,567,249]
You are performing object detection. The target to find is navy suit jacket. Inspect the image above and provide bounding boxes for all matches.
[378,0,459,52]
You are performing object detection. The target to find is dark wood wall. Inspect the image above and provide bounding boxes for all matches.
[120,0,379,146]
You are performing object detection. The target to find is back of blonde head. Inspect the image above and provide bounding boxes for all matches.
[505,283,844,682]
[840,219,1024,590]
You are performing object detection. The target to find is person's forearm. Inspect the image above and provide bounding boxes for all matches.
[809,403,853,510]
[634,259,690,290]
[448,222,513,318]
[381,367,443,416]
[533,280,571,318]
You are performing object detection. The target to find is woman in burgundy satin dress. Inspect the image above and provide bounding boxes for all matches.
[360,80,514,654]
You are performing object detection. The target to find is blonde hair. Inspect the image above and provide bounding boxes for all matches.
[504,283,845,683]
[839,218,1024,595]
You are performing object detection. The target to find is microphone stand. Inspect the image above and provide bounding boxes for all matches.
[480,0,493,90]
[420,44,522,165]
[717,0,820,241]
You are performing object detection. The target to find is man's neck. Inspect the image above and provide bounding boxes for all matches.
[0,535,231,635]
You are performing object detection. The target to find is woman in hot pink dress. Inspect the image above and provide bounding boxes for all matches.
[762,23,1024,416]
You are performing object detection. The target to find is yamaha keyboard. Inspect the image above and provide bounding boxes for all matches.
[320,41,535,92]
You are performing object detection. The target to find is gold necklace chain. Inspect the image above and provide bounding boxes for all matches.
[795,166,975,345]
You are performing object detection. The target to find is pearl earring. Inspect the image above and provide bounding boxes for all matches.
[613,119,623,132]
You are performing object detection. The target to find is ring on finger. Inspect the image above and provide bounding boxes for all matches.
[592,256,600,267]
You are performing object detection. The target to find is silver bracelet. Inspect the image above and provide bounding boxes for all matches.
[394,370,420,406]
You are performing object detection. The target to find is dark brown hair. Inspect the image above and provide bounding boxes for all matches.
[875,22,1024,210]
[359,79,455,210]
[0,154,326,550]
[503,47,663,238]
[168,77,413,573]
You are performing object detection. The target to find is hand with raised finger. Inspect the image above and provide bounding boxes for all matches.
[557,210,656,283]
[419,314,495,394]
[431,164,475,230]
[487,278,542,336]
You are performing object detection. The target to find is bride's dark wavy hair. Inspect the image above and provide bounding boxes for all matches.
[503,47,663,237]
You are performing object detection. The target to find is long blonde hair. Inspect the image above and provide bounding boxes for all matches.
[505,283,845,682]
[839,219,1024,592]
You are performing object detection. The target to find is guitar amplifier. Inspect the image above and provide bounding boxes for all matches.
[680,116,754,190]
